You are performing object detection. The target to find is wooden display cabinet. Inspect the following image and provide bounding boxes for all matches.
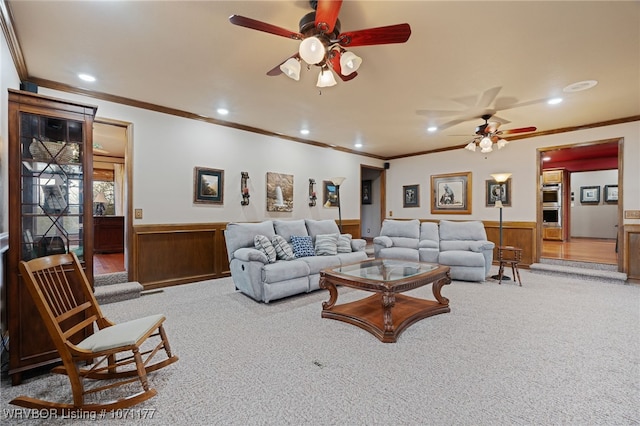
[7,89,97,385]
[94,216,125,253]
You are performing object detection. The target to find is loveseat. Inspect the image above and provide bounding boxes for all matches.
[374,219,494,282]
[224,219,368,303]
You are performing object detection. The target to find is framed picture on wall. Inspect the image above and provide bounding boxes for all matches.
[362,180,372,204]
[323,180,338,208]
[604,184,618,203]
[403,184,419,207]
[194,167,224,204]
[431,171,472,214]
[485,178,511,207]
[580,186,600,204]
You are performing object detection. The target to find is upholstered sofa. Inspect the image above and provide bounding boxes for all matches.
[224,219,368,303]
[374,219,494,282]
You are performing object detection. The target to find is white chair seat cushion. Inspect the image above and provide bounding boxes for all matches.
[77,314,165,352]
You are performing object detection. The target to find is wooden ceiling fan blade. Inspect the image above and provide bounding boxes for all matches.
[315,0,342,33]
[229,15,302,40]
[328,50,358,81]
[501,126,537,135]
[337,23,411,47]
[476,86,502,108]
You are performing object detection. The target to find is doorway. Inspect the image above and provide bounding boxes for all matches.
[92,119,132,276]
[360,165,385,240]
[538,138,623,270]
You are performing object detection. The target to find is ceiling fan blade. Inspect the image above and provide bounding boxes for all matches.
[476,86,502,108]
[229,15,302,40]
[500,126,537,135]
[315,0,342,33]
[327,50,357,81]
[487,121,501,132]
[266,53,300,76]
[337,23,411,47]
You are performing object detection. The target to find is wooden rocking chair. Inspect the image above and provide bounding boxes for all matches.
[11,252,178,412]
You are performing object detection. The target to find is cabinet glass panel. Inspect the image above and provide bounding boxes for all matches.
[19,113,85,261]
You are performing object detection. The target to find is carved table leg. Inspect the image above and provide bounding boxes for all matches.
[319,276,338,310]
[382,292,396,332]
[432,273,451,305]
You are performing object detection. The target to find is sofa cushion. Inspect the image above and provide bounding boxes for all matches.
[337,234,352,253]
[439,220,487,241]
[274,219,308,242]
[225,221,276,260]
[380,219,420,239]
[420,222,440,244]
[254,235,276,263]
[305,219,340,240]
[315,233,339,256]
[300,255,341,274]
[290,235,315,258]
[271,235,295,261]
[389,237,419,249]
[439,250,486,267]
[262,260,310,283]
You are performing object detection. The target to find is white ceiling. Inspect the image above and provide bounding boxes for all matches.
[6,1,640,159]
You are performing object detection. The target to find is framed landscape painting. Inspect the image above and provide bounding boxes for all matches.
[266,172,294,212]
[431,171,471,214]
[604,184,618,203]
[580,186,600,204]
[194,167,224,204]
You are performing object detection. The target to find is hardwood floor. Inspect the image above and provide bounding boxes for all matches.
[542,237,617,264]
[94,252,125,275]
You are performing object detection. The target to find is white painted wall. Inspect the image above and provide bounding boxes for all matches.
[570,170,618,239]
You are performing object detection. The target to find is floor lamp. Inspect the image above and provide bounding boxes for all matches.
[490,173,511,281]
[331,177,346,232]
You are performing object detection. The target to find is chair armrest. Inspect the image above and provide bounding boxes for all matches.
[469,241,495,252]
[373,235,393,248]
[351,238,367,252]
[233,247,268,263]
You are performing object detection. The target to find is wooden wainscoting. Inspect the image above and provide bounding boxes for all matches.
[132,219,361,290]
[132,223,229,290]
[624,224,640,281]
[484,221,537,267]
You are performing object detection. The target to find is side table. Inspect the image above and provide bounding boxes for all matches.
[497,246,523,286]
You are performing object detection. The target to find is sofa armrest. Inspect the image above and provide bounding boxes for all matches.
[373,235,393,248]
[469,241,495,252]
[233,247,269,263]
[351,238,367,252]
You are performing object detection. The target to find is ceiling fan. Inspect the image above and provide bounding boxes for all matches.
[464,114,537,153]
[229,0,411,87]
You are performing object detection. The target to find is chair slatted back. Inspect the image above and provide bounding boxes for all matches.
[19,253,102,350]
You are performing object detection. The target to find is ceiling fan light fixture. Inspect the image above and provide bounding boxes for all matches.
[299,36,326,65]
[497,139,509,149]
[316,68,337,87]
[465,142,477,152]
[339,51,362,76]
[479,136,493,150]
[280,57,301,80]
[481,146,493,154]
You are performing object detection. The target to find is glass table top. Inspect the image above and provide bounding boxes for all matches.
[330,259,438,282]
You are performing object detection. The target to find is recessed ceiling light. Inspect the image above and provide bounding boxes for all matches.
[216,108,229,115]
[78,73,96,82]
[547,98,563,105]
[427,126,438,132]
[563,80,598,93]
[300,129,310,135]
[354,142,363,148]
[543,156,552,161]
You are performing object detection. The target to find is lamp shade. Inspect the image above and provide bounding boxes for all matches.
[465,142,477,152]
[299,36,325,65]
[494,200,503,209]
[94,192,108,204]
[331,177,346,186]
[279,57,301,80]
[339,51,362,76]
[316,69,337,87]
[490,173,512,183]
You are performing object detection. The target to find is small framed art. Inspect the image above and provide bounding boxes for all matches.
[362,180,372,204]
[486,178,511,207]
[431,171,472,214]
[403,184,419,207]
[604,185,618,203]
[194,167,224,204]
[580,186,600,204]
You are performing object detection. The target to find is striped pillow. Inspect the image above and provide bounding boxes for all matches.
[337,233,353,253]
[271,235,295,261]
[254,235,276,263]
[290,235,315,258]
[315,233,339,256]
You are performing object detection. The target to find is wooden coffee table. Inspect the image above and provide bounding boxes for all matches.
[319,259,451,343]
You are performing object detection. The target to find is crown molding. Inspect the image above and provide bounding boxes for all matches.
[0,0,27,80]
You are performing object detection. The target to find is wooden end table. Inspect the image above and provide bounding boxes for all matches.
[319,259,451,343]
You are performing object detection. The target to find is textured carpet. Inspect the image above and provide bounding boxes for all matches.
[2,267,639,425]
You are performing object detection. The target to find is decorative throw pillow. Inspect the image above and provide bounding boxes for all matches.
[271,235,295,261]
[290,235,315,258]
[315,233,339,256]
[337,233,353,253]
[254,235,276,263]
